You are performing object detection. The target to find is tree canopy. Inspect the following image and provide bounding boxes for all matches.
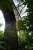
[18,0,33,49]
[0,0,14,11]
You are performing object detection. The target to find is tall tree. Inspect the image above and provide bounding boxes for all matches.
[21,0,33,49]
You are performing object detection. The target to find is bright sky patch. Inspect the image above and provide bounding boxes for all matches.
[0,10,5,33]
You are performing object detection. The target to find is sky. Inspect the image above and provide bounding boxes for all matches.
[0,10,5,32]
[13,0,28,17]
[13,0,19,6]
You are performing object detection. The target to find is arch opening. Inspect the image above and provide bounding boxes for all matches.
[0,10,5,38]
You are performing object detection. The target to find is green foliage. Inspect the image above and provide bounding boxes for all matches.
[0,0,14,11]
[15,0,33,48]
[0,31,4,40]
[18,20,23,30]
[16,0,33,49]
[18,30,28,43]
[18,20,26,30]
